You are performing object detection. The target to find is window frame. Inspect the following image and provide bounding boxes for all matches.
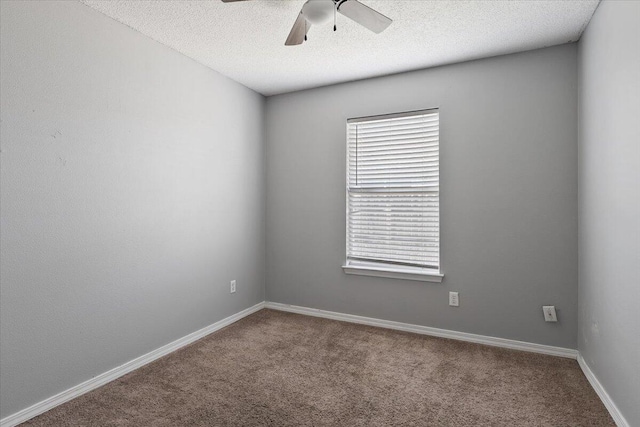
[342,108,443,283]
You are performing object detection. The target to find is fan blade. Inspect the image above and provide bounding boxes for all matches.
[221,0,251,2]
[337,0,391,33]
[285,12,309,46]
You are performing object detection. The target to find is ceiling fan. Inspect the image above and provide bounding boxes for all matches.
[221,0,392,46]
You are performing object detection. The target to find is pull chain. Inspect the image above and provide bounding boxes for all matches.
[334,2,337,31]
[304,19,307,41]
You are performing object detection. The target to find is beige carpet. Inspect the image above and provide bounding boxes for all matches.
[23,309,613,426]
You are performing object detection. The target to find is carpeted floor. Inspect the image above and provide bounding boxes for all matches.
[23,309,614,426]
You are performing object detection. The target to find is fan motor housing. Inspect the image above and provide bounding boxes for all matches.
[301,0,335,25]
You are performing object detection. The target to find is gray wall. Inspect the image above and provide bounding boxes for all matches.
[266,44,579,349]
[0,1,265,418]
[578,1,640,425]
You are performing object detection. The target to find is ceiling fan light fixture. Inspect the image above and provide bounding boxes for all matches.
[301,0,335,26]
[222,0,392,46]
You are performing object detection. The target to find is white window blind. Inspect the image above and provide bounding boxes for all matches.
[346,109,440,271]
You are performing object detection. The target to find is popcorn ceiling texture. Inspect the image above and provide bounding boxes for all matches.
[80,0,599,96]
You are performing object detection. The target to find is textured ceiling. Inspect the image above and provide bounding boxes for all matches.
[81,0,599,96]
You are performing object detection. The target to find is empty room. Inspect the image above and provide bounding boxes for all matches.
[1,0,638,425]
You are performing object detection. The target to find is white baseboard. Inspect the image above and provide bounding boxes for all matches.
[577,354,629,427]
[265,301,578,359]
[10,301,628,427]
[0,302,265,427]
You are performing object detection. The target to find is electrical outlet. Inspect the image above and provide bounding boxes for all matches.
[543,305,557,322]
[230,280,236,294]
[449,292,459,307]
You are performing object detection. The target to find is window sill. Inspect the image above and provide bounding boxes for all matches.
[342,262,444,283]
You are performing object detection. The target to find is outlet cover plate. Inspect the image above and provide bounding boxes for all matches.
[543,305,557,322]
[449,292,459,307]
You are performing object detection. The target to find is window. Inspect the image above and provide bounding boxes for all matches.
[343,109,443,282]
